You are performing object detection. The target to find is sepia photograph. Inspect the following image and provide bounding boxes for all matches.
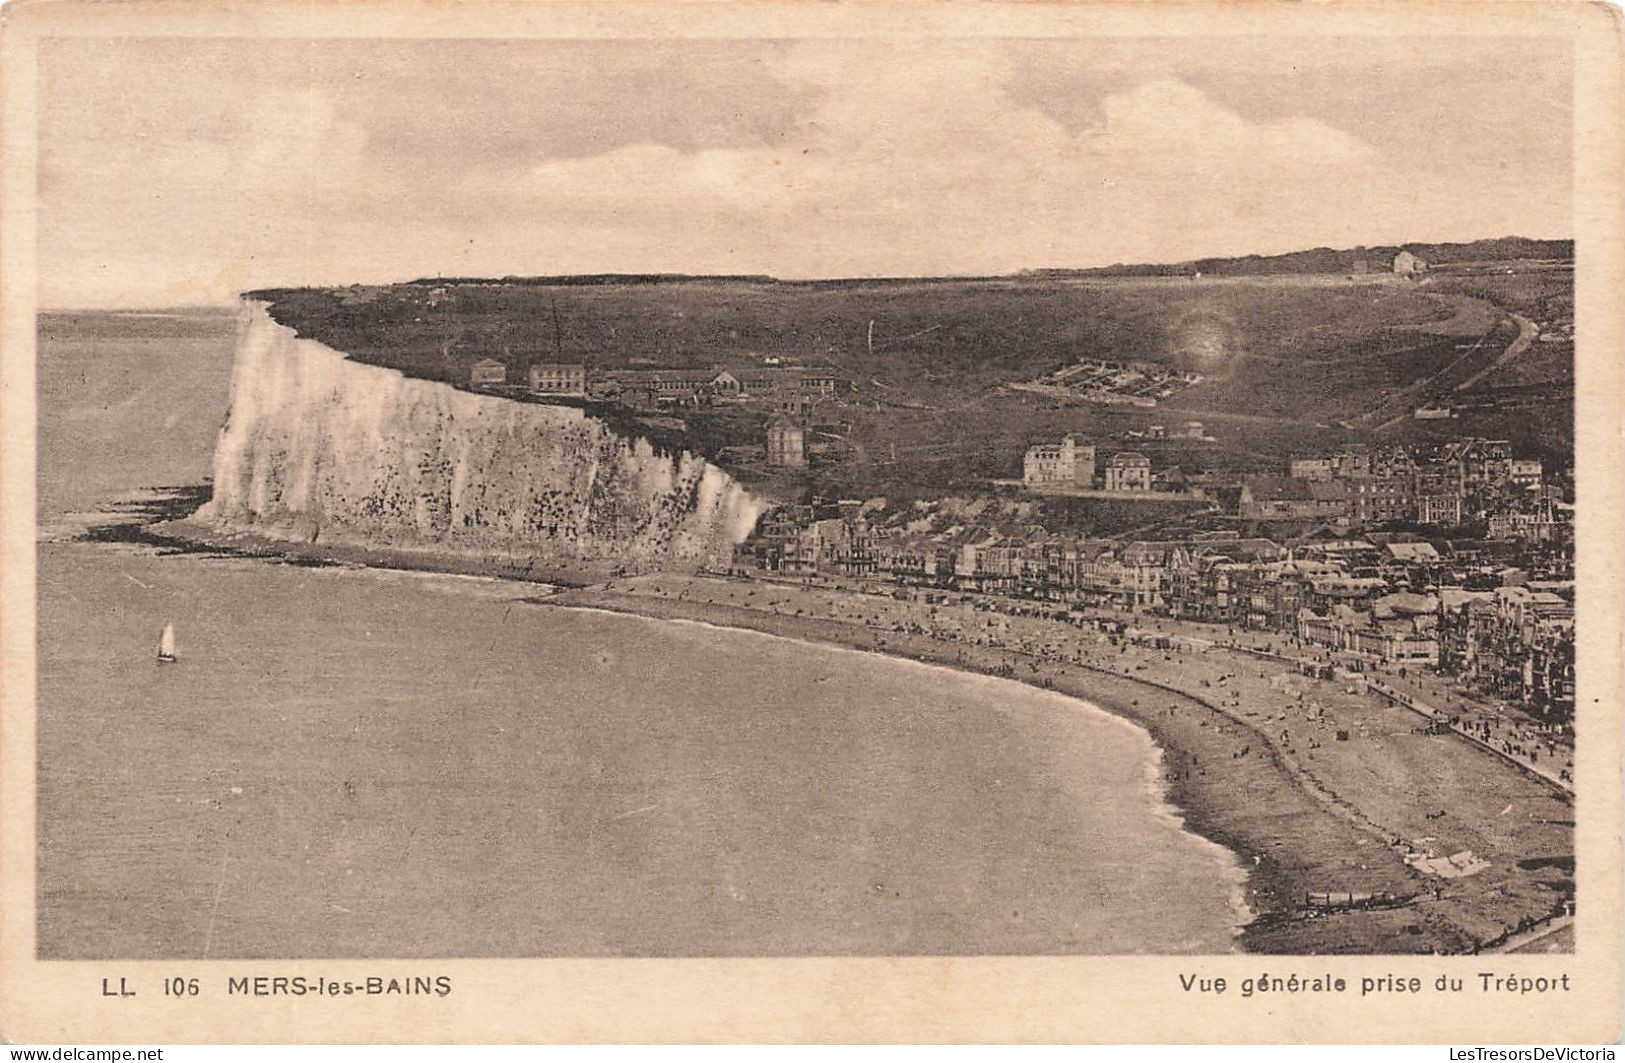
[2,0,1621,1045]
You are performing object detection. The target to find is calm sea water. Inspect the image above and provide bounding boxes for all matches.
[36,312,1245,957]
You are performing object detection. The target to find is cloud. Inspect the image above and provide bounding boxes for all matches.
[239,87,371,198]
[473,45,1379,275]
[1088,79,1370,169]
[522,143,796,214]
[35,37,1568,306]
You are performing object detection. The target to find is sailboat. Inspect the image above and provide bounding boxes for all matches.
[156,622,178,664]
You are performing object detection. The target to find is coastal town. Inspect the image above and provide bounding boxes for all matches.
[447,298,1575,747]
[445,257,1573,955]
[728,434,1575,737]
[214,245,1578,957]
[547,423,1576,953]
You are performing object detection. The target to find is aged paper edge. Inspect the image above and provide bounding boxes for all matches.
[1,0,1621,1045]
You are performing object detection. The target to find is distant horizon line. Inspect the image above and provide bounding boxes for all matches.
[39,233,1574,312]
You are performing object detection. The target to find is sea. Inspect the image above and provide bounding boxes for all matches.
[34,310,1247,958]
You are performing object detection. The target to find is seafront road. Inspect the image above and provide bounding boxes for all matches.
[1220,641,1571,796]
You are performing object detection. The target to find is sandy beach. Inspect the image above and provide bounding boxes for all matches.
[537,571,1574,954]
[128,512,1573,954]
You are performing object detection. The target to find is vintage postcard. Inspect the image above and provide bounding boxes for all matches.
[1,0,1620,1045]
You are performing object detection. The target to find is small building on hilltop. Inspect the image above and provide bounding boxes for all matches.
[1170,420,1208,441]
[1152,466,1202,496]
[1393,250,1428,276]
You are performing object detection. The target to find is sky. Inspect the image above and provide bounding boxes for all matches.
[39,36,1573,308]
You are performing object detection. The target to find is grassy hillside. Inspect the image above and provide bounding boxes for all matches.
[249,247,1572,507]
[1049,237,1573,278]
[255,275,1477,417]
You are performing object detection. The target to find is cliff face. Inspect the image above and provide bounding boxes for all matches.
[196,300,766,572]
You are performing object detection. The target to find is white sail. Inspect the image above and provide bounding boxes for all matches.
[158,622,177,660]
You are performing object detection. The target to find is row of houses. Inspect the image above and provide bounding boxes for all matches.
[1288,440,1543,496]
[1437,586,1575,717]
[1015,436,1562,524]
[598,365,846,405]
[740,523,1178,609]
[742,508,1573,608]
[733,509,1575,718]
[1247,440,1560,530]
[467,359,849,407]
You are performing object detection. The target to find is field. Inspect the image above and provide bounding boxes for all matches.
[255,258,1573,505]
[1379,267,1575,461]
[256,275,1469,407]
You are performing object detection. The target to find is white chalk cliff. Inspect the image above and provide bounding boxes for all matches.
[196,300,766,572]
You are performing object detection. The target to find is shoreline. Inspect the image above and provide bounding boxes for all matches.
[96,513,1575,955]
[538,599,1259,948]
[137,517,609,588]
[531,574,1574,954]
[532,585,1379,952]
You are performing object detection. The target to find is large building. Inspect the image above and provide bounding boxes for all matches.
[1023,434,1096,487]
[1442,438,1514,494]
[1509,458,1544,491]
[602,368,739,404]
[1487,500,1573,544]
[1297,600,1441,664]
[736,366,844,399]
[1104,451,1152,492]
[1437,586,1574,720]
[1417,492,1464,526]
[528,361,585,397]
[602,365,843,405]
[766,417,807,468]
[1239,476,1350,521]
[1289,445,1370,482]
[1350,475,1415,525]
[1118,541,1174,608]
[469,358,508,387]
[1289,456,1337,482]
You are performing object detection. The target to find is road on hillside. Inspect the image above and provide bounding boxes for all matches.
[1453,312,1540,392]
[1365,310,1527,431]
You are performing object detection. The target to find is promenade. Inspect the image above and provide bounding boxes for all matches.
[1198,632,1572,795]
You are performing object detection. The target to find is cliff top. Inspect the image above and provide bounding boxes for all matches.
[246,238,1572,510]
